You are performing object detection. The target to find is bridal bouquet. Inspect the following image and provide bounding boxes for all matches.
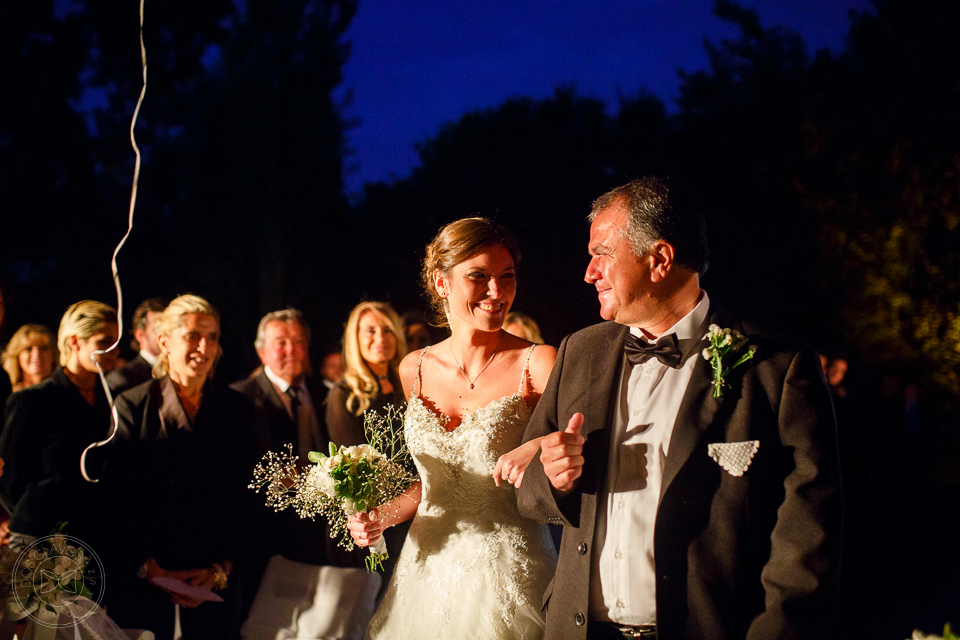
[250,404,417,571]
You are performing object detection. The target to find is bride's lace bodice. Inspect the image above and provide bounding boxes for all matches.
[366,345,556,640]
[405,393,532,531]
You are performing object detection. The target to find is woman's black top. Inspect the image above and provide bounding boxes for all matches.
[0,367,111,540]
[102,375,257,574]
[324,370,406,448]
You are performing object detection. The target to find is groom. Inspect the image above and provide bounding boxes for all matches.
[518,177,842,640]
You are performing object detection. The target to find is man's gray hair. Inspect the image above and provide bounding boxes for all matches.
[254,308,310,350]
[587,177,709,277]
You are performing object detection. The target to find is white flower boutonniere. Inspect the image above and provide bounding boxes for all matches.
[701,324,757,398]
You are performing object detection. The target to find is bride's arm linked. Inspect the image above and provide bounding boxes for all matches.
[493,344,557,488]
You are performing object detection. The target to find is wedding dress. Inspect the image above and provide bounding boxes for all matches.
[366,345,557,640]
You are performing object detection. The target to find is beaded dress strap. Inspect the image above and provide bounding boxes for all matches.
[413,345,430,396]
[517,344,537,395]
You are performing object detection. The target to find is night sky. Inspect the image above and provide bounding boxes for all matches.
[342,0,873,194]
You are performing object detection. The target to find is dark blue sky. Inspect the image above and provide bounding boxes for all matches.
[341,0,873,194]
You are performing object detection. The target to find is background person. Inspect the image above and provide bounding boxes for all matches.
[319,351,345,390]
[503,310,544,344]
[101,294,256,639]
[0,301,118,549]
[325,301,408,447]
[1,324,57,392]
[231,309,376,639]
[107,296,168,395]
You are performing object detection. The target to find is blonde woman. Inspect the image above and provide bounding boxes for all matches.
[101,294,255,639]
[0,301,118,548]
[347,218,558,640]
[325,301,408,448]
[1,324,58,392]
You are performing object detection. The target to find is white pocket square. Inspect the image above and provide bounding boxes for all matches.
[707,440,760,477]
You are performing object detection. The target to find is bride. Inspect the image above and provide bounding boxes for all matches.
[347,217,558,639]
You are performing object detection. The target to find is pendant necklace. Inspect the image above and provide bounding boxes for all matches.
[450,332,503,390]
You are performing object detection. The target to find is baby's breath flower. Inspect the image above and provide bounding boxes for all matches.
[249,405,418,572]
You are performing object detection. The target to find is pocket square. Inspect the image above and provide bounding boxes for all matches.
[707,440,760,477]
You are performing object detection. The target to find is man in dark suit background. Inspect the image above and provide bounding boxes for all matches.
[107,296,167,395]
[231,309,374,636]
[518,178,842,640]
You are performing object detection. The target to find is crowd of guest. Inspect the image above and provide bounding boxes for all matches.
[0,292,509,639]
[0,276,955,639]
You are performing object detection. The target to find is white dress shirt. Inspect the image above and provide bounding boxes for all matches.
[139,349,158,367]
[589,291,710,625]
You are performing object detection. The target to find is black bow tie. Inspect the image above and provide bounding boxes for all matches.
[624,333,683,369]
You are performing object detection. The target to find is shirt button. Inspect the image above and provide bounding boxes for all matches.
[616,600,625,608]
[633,409,640,417]
[615,550,623,559]
[578,543,588,555]
[618,501,625,509]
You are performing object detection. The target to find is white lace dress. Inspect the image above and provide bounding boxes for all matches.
[366,346,557,640]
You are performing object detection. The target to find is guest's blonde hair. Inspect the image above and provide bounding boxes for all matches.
[58,301,117,366]
[341,301,407,416]
[153,294,221,379]
[2,324,58,390]
[504,311,543,344]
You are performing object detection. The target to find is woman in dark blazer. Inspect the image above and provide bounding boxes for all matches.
[325,301,408,587]
[0,300,118,548]
[102,294,256,640]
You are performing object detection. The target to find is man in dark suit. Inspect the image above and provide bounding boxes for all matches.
[518,178,842,640]
[106,296,167,395]
[231,309,371,632]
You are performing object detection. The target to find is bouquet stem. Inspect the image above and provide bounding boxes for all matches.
[366,536,388,572]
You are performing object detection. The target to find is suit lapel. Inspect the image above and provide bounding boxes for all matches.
[257,370,290,420]
[582,323,628,440]
[660,304,740,501]
[158,375,192,437]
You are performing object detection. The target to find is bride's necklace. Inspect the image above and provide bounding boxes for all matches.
[450,332,503,390]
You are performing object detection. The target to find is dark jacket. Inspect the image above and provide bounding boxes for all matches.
[518,305,843,640]
[324,373,405,449]
[106,353,154,396]
[102,375,257,573]
[230,369,362,567]
[0,367,111,540]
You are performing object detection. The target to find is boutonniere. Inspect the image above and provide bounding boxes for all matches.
[701,324,757,398]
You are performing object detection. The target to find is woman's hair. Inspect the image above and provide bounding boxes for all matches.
[504,311,543,344]
[420,217,521,327]
[341,301,407,416]
[2,324,57,390]
[57,301,118,366]
[152,294,221,379]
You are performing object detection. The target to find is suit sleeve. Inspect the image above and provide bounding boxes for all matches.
[517,334,582,527]
[748,346,843,639]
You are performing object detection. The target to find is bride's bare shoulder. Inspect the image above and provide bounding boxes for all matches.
[399,341,450,395]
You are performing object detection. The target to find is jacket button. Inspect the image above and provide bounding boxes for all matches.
[578,543,587,555]
[575,612,585,626]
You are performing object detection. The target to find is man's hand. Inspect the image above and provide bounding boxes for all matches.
[539,413,585,492]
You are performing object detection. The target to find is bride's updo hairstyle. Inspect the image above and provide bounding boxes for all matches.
[421,217,521,327]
